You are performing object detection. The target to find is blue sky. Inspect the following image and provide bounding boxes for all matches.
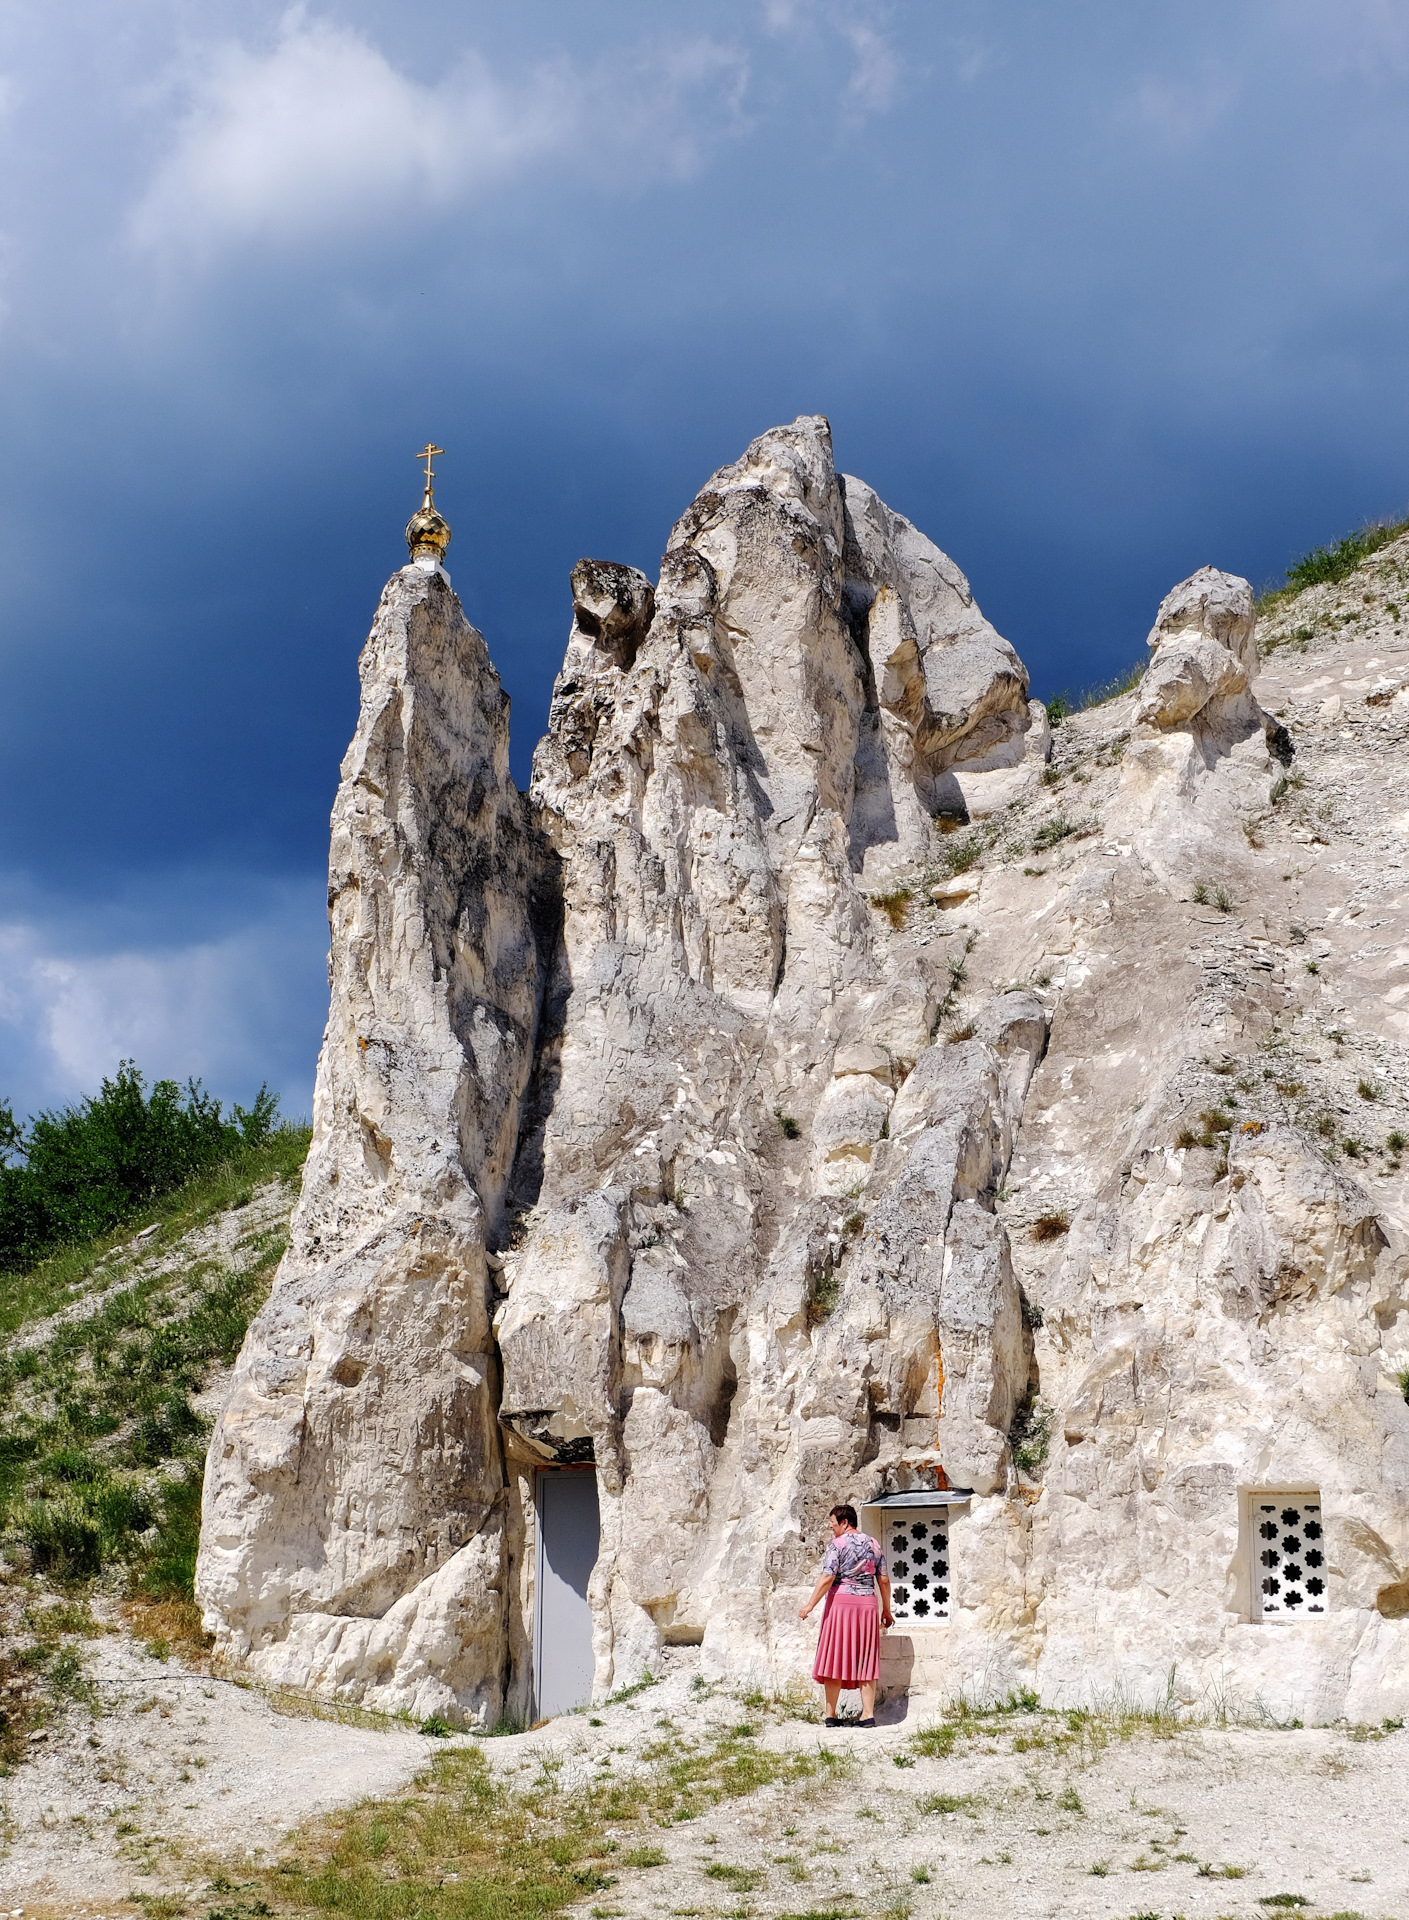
[3,0,1409,1123]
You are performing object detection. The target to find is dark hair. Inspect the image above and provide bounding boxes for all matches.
[829,1503,858,1529]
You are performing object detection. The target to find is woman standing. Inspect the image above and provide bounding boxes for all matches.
[798,1503,893,1726]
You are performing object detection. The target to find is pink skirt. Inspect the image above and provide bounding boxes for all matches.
[812,1588,880,1684]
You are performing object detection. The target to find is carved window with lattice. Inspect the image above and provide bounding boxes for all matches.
[1252,1494,1327,1621]
[881,1510,951,1622]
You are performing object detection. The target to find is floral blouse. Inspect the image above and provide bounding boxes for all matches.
[822,1530,888,1595]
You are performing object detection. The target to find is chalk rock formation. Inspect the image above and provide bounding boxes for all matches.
[1136,564,1259,730]
[196,565,554,1725]
[497,416,1041,1704]
[200,425,1409,1728]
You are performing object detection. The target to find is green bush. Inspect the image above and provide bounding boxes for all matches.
[0,1061,278,1270]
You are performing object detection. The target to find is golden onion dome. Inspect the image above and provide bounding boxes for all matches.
[405,499,451,563]
[406,442,451,564]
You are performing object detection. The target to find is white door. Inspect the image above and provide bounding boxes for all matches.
[536,1470,600,1718]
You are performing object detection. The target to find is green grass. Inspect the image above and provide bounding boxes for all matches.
[706,1864,764,1890]
[240,1725,851,1918]
[935,829,987,878]
[1043,659,1146,724]
[917,1791,980,1816]
[1258,514,1409,610]
[1031,815,1077,853]
[1286,519,1409,593]
[0,1127,308,1596]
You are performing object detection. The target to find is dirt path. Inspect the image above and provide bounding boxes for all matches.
[0,1630,434,1913]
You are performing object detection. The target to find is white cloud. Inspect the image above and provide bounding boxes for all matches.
[130,13,749,258]
[0,883,327,1123]
[759,0,899,122]
[841,17,898,118]
[1125,64,1240,146]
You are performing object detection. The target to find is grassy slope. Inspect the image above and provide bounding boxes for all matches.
[0,1128,309,1593]
[0,1127,308,1769]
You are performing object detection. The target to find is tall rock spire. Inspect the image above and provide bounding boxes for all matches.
[195,514,552,1727]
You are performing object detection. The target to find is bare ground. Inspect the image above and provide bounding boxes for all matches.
[1,1652,1403,1919]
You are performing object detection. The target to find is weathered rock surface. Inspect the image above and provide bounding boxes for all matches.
[199,425,1409,1727]
[196,565,555,1725]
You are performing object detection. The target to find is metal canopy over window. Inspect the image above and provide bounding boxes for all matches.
[864,1490,973,1508]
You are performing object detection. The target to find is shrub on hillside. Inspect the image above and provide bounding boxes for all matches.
[0,1061,278,1270]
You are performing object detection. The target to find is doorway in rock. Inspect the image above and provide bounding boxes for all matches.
[535,1468,600,1720]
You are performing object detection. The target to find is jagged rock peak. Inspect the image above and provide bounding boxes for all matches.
[198,426,1409,1735]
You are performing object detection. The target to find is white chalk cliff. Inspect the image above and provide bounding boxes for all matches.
[197,418,1409,1727]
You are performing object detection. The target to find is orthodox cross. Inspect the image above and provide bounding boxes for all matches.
[415,442,445,498]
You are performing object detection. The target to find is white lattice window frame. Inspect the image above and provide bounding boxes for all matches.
[1248,1490,1328,1623]
[880,1508,952,1624]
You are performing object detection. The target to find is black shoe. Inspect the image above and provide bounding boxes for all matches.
[824,1715,841,1727]
[859,1716,876,1727]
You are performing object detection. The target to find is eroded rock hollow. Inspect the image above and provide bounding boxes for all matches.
[197,417,1409,1726]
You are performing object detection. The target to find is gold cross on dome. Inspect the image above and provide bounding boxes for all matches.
[415,442,445,498]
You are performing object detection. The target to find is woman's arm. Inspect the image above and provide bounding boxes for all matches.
[879,1572,894,1629]
[798,1573,834,1620]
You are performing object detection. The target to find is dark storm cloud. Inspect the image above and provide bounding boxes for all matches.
[2,0,1408,1117]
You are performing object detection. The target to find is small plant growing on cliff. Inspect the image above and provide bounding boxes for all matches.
[805,1264,840,1326]
[1387,1130,1405,1153]
[1396,1366,1409,1405]
[1009,1390,1055,1475]
[1032,815,1076,853]
[1030,1212,1070,1242]
[774,1108,800,1140]
[939,830,986,878]
[1358,1078,1382,1101]
[1215,885,1235,913]
[870,885,914,930]
[1192,882,1210,904]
